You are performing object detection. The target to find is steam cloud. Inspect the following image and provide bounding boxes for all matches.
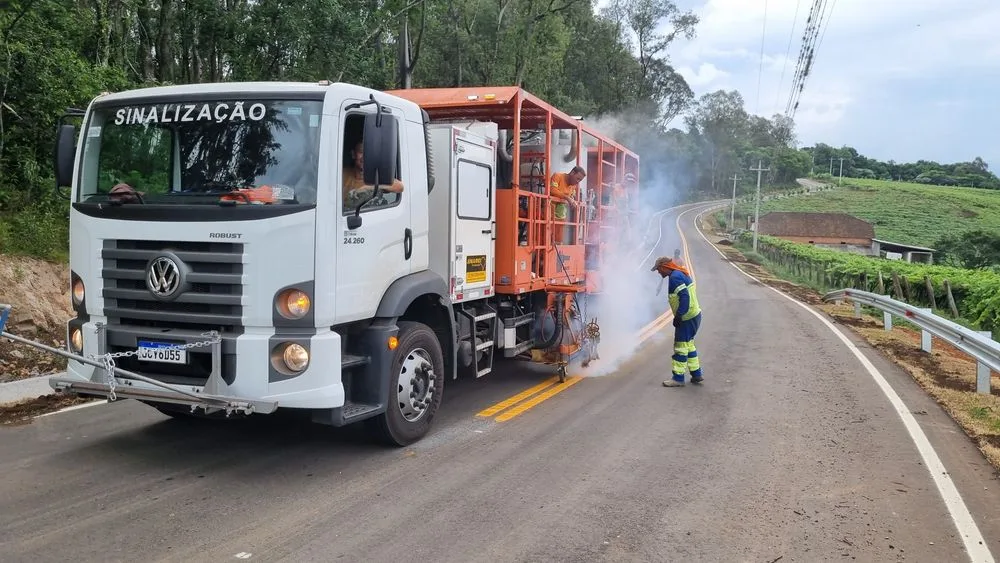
[577,110,695,377]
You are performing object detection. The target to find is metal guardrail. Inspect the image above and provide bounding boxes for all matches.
[823,289,999,394]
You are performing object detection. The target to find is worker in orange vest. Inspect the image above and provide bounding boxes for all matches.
[550,166,586,244]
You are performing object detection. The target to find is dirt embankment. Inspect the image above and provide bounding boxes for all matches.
[0,254,72,382]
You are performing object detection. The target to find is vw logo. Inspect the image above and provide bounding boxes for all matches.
[146,256,181,298]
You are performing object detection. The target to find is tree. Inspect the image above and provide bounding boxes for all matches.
[934,230,1000,270]
[602,0,698,124]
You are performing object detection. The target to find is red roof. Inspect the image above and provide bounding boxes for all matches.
[759,212,875,240]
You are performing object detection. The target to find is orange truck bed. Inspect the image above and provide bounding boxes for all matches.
[385,86,640,297]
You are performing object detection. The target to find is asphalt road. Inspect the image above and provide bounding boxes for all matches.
[2,203,1000,563]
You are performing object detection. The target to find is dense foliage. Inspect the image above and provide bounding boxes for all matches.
[1,0,995,262]
[804,144,1000,189]
[0,0,811,259]
[742,233,1000,335]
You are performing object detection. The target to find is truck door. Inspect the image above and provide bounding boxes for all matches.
[452,130,496,301]
[336,100,412,321]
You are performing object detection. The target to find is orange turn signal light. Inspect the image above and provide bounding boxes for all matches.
[388,336,399,351]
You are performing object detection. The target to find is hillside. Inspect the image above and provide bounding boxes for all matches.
[0,256,71,382]
[734,178,1000,248]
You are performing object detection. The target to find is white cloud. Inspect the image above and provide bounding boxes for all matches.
[656,0,1000,165]
[676,62,729,87]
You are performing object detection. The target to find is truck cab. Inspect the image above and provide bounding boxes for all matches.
[52,81,460,446]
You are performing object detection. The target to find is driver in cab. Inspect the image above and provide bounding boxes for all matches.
[343,138,404,210]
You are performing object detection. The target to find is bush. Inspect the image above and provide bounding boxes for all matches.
[0,204,69,262]
[739,232,1000,333]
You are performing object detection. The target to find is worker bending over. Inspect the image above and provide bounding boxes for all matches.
[549,166,585,244]
[651,256,703,387]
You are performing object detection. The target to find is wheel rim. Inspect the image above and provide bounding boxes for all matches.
[396,347,435,423]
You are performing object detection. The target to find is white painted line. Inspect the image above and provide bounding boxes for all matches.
[636,207,673,271]
[34,400,105,418]
[634,202,704,272]
[691,207,995,563]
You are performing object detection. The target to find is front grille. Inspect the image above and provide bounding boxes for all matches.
[102,239,245,333]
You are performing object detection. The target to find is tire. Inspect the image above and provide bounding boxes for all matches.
[371,320,445,447]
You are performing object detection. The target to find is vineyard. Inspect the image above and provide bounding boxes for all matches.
[732,178,1000,248]
[738,233,1000,338]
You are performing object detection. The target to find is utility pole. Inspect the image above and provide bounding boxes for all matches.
[829,157,834,175]
[750,159,770,252]
[838,157,845,185]
[729,173,741,229]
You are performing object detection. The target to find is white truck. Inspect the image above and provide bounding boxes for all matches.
[48,81,638,446]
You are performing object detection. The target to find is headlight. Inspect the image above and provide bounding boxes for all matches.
[72,278,85,306]
[70,328,83,353]
[276,289,311,320]
[281,343,309,372]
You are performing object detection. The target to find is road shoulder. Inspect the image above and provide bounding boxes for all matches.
[689,203,1000,561]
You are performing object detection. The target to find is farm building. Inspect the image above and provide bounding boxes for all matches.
[871,239,935,264]
[754,211,876,255]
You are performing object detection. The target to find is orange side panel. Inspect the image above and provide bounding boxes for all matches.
[381,85,640,299]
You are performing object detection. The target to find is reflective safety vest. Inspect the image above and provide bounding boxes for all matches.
[667,269,701,321]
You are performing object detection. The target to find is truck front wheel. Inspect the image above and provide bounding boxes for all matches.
[372,320,445,446]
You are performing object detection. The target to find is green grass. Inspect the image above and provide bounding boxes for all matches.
[735,177,1000,248]
[0,209,70,263]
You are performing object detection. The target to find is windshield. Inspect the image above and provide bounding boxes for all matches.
[77,99,323,205]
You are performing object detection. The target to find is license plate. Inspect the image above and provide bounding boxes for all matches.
[137,341,187,364]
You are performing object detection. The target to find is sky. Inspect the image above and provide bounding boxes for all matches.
[597,0,1000,168]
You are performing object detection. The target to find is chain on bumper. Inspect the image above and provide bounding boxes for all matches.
[2,312,276,416]
[91,324,222,402]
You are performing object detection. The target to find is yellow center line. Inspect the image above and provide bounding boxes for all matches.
[494,376,584,422]
[476,375,561,417]
[475,206,700,423]
[637,310,671,336]
[638,312,674,343]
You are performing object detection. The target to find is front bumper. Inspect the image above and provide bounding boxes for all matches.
[54,321,346,414]
[48,376,277,416]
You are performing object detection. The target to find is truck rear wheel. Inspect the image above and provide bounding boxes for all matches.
[372,320,445,446]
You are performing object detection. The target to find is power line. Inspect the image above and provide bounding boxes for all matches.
[784,0,826,117]
[755,0,768,115]
[785,0,825,115]
[774,0,803,115]
[785,0,837,121]
[782,0,815,114]
[794,0,833,113]
[809,0,839,87]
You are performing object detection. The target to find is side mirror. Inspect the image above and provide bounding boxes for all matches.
[362,111,398,186]
[55,124,77,189]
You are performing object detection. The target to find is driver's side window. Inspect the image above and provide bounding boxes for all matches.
[341,113,404,216]
[98,124,173,196]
